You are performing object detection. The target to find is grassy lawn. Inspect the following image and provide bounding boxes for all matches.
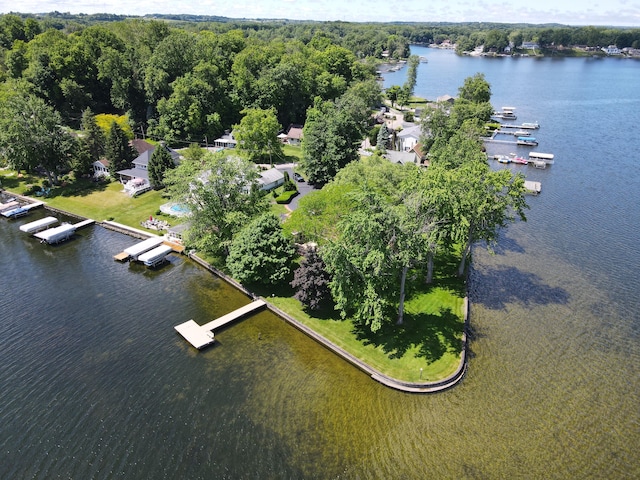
[1,171,171,231]
[252,255,466,383]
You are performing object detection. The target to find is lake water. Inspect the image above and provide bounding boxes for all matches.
[2,46,639,478]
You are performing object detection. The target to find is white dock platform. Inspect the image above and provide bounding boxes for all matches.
[20,216,58,233]
[175,299,266,349]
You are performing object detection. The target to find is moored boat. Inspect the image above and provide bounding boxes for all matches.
[517,136,538,146]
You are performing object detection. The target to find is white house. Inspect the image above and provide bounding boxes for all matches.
[213,131,237,149]
[396,124,422,152]
[258,168,285,191]
[92,159,110,178]
[117,144,180,194]
[521,41,539,50]
[286,125,304,145]
[602,45,621,55]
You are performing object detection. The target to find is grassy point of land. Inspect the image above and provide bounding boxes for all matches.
[252,254,466,384]
[2,168,466,384]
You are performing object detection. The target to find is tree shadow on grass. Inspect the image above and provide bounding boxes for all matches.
[352,307,464,364]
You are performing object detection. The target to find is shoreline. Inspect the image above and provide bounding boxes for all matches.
[7,193,469,393]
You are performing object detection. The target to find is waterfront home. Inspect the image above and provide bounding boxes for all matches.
[602,45,621,55]
[116,144,181,194]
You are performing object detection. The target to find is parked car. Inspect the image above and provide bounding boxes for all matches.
[293,173,304,182]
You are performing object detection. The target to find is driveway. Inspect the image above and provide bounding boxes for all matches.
[274,163,315,211]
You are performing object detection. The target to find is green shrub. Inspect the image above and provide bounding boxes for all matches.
[275,190,298,204]
[283,180,297,192]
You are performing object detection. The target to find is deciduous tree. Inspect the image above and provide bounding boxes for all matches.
[164,152,268,255]
[233,107,283,164]
[227,213,295,285]
[291,248,332,310]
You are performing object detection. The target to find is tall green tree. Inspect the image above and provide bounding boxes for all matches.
[80,108,104,165]
[233,107,283,164]
[376,123,390,152]
[148,143,175,189]
[301,84,370,185]
[227,213,296,285]
[164,152,268,255]
[322,190,407,332]
[458,72,491,104]
[0,91,73,184]
[104,121,135,175]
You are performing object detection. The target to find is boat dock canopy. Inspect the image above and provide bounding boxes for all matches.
[0,200,20,212]
[122,236,164,260]
[518,136,536,141]
[2,207,29,218]
[20,216,58,233]
[528,152,554,160]
[137,244,173,267]
[34,223,76,244]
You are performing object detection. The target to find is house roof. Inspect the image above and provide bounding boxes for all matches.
[132,146,180,168]
[168,223,191,235]
[286,125,304,140]
[437,94,455,103]
[259,168,285,185]
[131,139,154,155]
[384,150,418,165]
[93,159,110,167]
[397,125,422,139]
[116,167,149,180]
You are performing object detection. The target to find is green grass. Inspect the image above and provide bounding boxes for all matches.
[1,171,171,231]
[255,264,466,383]
[281,144,303,162]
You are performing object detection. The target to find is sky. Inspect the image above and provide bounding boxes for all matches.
[3,0,640,27]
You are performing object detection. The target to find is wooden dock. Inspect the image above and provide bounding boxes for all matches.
[175,299,266,349]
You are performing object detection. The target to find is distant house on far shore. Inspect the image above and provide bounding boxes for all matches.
[602,45,621,55]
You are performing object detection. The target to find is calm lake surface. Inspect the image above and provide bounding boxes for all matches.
[2,46,639,478]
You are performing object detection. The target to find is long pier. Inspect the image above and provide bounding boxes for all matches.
[174,299,266,349]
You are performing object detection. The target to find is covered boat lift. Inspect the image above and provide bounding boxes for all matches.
[119,236,164,261]
[34,223,76,244]
[20,216,59,233]
[137,244,173,267]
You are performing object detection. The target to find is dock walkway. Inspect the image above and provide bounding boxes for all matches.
[175,299,266,349]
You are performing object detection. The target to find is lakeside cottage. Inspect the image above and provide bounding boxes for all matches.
[117,143,181,195]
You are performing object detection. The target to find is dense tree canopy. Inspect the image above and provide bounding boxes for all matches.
[163,151,268,255]
[227,213,296,285]
[232,107,283,164]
